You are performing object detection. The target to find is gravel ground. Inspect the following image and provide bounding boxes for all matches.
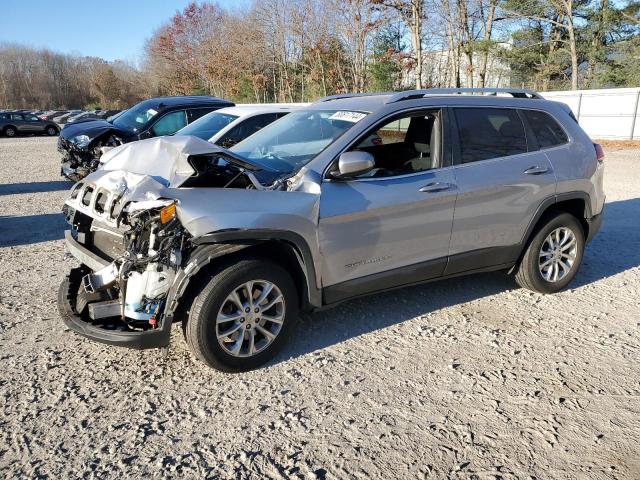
[0,137,639,479]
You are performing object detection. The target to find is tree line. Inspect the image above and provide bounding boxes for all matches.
[1,0,638,109]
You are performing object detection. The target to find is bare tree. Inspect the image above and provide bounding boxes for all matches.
[376,0,425,88]
[503,0,581,90]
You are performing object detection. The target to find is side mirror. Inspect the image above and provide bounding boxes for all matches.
[333,151,375,179]
[138,130,153,140]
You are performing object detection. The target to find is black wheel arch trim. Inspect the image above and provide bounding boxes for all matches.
[510,191,595,273]
[168,230,322,313]
[521,191,593,248]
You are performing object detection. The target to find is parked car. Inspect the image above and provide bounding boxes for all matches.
[0,111,59,137]
[40,110,68,121]
[59,88,605,371]
[58,96,234,181]
[54,110,83,126]
[65,111,101,125]
[173,104,306,147]
[97,109,121,119]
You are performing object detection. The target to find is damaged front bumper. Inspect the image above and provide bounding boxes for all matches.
[58,231,173,349]
[59,171,186,350]
[58,136,94,181]
[58,136,118,182]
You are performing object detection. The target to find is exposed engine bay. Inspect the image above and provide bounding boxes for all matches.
[62,188,186,333]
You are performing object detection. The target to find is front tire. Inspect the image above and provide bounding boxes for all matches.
[515,212,585,293]
[185,257,299,372]
[4,126,16,137]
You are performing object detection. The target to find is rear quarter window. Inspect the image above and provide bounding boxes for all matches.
[521,110,569,148]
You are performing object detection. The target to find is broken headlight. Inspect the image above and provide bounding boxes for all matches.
[70,134,90,148]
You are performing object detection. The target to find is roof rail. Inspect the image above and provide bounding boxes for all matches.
[386,88,543,103]
[316,93,385,103]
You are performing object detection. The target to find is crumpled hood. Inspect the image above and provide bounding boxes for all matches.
[60,119,130,144]
[99,135,279,187]
[65,167,320,241]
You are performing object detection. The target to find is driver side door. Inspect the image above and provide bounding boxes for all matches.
[318,108,458,302]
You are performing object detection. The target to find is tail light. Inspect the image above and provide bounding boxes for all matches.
[594,143,605,163]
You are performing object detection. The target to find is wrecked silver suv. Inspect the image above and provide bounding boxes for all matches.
[59,89,605,371]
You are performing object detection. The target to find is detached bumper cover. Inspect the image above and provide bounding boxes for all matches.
[59,233,172,350]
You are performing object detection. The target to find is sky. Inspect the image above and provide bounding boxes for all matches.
[0,0,248,65]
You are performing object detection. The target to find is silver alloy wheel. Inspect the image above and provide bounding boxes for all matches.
[538,227,577,282]
[47,127,57,135]
[5,128,15,137]
[216,280,285,357]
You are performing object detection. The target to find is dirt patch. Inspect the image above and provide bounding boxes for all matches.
[593,138,640,151]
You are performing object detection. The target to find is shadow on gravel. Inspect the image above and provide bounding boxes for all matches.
[277,197,640,364]
[572,197,640,287]
[0,213,66,247]
[279,272,513,364]
[0,180,70,196]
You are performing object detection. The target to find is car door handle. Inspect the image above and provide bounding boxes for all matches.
[419,182,454,193]
[523,165,550,175]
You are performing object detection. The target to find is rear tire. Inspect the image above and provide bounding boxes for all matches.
[514,212,585,293]
[185,257,299,372]
[4,126,16,137]
[46,125,58,136]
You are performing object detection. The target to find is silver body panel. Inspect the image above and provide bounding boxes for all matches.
[319,168,456,286]
[448,150,557,256]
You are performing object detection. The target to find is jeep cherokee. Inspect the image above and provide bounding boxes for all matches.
[58,88,605,371]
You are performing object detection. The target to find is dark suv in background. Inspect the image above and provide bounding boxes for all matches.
[58,96,234,181]
[0,111,59,137]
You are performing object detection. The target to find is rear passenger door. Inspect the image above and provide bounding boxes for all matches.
[446,107,557,275]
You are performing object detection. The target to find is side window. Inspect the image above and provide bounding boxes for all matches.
[454,108,527,163]
[26,114,39,121]
[151,110,187,136]
[10,114,24,121]
[348,110,442,178]
[376,117,410,145]
[187,108,214,123]
[521,110,568,148]
[221,114,279,147]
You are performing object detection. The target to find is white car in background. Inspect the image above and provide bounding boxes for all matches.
[174,104,309,148]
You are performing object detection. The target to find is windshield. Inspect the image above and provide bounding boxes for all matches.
[230,109,367,172]
[112,103,160,133]
[174,111,239,140]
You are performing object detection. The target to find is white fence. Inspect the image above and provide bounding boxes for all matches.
[541,87,640,140]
